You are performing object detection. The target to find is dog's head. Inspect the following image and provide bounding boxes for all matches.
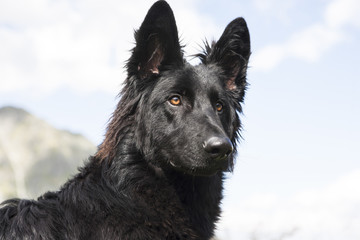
[100,1,250,176]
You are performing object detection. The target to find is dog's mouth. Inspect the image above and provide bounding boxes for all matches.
[169,157,229,176]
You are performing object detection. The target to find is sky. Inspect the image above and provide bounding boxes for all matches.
[1,0,360,239]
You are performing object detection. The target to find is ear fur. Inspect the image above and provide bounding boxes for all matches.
[127,1,183,79]
[199,18,251,100]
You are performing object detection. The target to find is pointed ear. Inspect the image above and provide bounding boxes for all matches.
[127,1,183,79]
[206,18,251,97]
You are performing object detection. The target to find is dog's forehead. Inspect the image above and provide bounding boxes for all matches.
[184,64,224,95]
[161,64,221,89]
[193,64,221,86]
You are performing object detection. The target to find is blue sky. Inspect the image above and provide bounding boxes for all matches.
[1,0,359,239]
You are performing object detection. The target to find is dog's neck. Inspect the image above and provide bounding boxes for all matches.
[98,140,224,239]
[164,168,224,237]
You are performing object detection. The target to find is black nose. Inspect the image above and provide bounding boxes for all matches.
[203,137,233,160]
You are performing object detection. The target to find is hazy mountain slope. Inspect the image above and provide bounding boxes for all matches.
[0,106,97,201]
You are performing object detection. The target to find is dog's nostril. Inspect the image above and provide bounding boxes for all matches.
[210,148,220,155]
[204,137,233,159]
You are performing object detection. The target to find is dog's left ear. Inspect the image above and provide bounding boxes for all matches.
[205,18,251,100]
[127,1,183,79]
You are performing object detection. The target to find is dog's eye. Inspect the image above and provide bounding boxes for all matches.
[215,102,223,112]
[169,96,181,106]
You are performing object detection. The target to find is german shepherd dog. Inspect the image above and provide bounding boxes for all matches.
[0,1,250,239]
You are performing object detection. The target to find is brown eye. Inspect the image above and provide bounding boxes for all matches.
[169,96,181,106]
[215,102,223,112]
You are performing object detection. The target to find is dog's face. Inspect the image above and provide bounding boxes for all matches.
[127,1,250,176]
[136,65,237,176]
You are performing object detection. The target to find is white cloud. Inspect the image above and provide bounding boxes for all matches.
[325,0,360,28]
[253,0,297,23]
[216,170,360,240]
[252,0,360,71]
[0,0,218,95]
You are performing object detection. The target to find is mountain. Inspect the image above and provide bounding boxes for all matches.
[0,106,97,201]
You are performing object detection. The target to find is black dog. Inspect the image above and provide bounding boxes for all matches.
[0,1,250,239]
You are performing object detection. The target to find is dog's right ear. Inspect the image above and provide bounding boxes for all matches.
[199,18,251,102]
[127,1,183,79]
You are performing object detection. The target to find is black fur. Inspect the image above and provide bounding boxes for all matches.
[0,1,250,239]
